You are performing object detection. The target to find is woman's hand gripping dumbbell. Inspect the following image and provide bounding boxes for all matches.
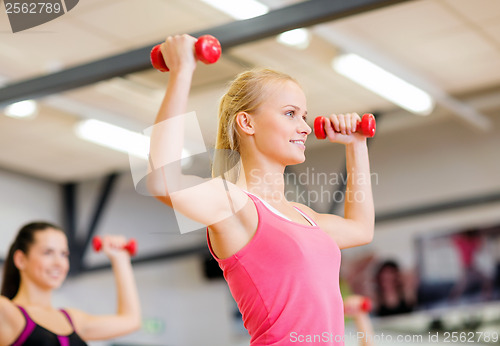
[344,295,373,316]
[314,113,376,139]
[92,236,138,256]
[151,34,221,72]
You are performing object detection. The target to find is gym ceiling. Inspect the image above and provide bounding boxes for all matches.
[0,0,499,182]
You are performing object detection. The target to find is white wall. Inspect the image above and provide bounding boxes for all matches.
[0,169,60,258]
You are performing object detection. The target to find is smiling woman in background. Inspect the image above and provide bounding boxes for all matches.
[0,221,141,346]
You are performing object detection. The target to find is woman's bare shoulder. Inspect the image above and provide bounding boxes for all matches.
[0,296,24,345]
[0,296,14,312]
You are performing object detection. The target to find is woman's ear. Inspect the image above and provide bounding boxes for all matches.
[13,249,27,271]
[236,111,255,135]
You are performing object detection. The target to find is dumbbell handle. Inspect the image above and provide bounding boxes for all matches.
[314,113,376,139]
[92,236,137,256]
[150,34,221,72]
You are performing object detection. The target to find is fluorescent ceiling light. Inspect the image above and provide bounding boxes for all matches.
[332,53,434,115]
[5,100,38,118]
[200,0,268,20]
[76,119,150,159]
[75,119,192,166]
[277,28,310,49]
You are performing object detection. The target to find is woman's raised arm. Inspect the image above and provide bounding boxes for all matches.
[146,35,248,230]
[67,235,141,341]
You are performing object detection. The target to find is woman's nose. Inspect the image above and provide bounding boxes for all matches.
[299,119,312,135]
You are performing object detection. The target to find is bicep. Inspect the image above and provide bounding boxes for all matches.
[0,298,22,345]
[316,213,367,249]
[292,203,369,249]
[69,310,139,341]
[0,299,10,344]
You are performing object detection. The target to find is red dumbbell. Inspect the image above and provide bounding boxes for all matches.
[314,113,376,139]
[150,34,221,72]
[92,236,137,256]
[360,296,372,312]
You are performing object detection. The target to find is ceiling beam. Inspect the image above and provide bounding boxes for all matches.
[0,0,412,108]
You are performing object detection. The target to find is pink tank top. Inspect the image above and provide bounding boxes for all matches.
[207,193,344,345]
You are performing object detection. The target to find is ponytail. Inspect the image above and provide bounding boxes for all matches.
[1,222,61,299]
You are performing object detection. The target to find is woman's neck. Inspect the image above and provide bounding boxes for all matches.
[237,157,287,203]
[13,282,53,308]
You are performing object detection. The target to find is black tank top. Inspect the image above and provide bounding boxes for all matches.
[11,305,88,346]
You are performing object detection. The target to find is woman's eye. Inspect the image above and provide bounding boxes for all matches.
[286,110,294,117]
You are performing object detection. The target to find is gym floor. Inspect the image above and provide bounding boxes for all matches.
[1,1,499,345]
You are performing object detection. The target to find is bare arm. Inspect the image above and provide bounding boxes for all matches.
[0,296,23,346]
[344,295,375,346]
[68,236,141,340]
[146,35,248,229]
[297,113,374,249]
[339,138,374,248]
[147,35,197,203]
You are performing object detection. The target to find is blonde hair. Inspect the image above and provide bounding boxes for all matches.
[212,68,297,182]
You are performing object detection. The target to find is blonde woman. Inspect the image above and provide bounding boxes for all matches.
[148,34,374,345]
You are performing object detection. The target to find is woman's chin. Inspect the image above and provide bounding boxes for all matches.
[287,156,306,166]
[47,277,67,289]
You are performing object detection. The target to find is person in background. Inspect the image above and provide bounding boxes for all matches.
[374,260,416,317]
[450,229,493,302]
[0,221,141,346]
